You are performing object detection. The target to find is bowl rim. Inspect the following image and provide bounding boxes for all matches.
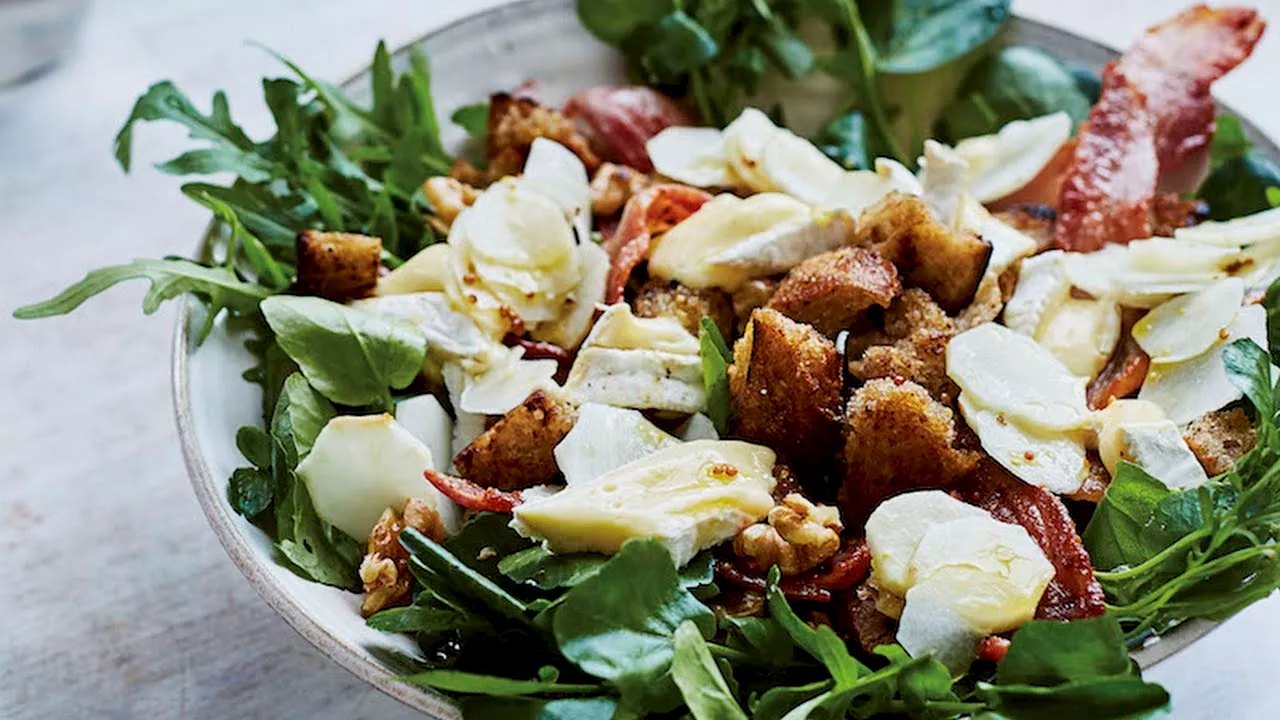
[171,0,1261,715]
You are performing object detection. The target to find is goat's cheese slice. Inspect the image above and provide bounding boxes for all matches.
[512,440,777,567]
[522,137,592,243]
[759,127,848,206]
[458,349,559,416]
[582,304,700,354]
[960,196,1039,277]
[564,347,705,413]
[1118,421,1211,489]
[530,241,610,350]
[554,403,680,486]
[864,490,991,598]
[1132,277,1244,363]
[1175,205,1280,247]
[376,243,450,296]
[947,322,1091,432]
[897,578,987,675]
[353,292,501,374]
[297,413,462,541]
[919,139,968,226]
[1090,399,1169,476]
[1037,297,1121,380]
[1139,304,1267,424]
[951,112,1072,203]
[1003,251,1069,337]
[395,394,453,473]
[723,108,781,192]
[646,126,734,188]
[958,394,1089,495]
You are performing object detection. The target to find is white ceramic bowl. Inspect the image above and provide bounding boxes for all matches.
[173,0,1277,715]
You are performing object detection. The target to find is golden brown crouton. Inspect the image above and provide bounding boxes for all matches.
[732,278,779,335]
[766,247,901,337]
[358,498,446,617]
[994,204,1056,251]
[487,92,601,180]
[730,309,843,471]
[633,278,734,339]
[452,390,579,490]
[590,162,652,216]
[1183,408,1257,476]
[846,289,959,402]
[955,262,1020,331]
[295,230,382,301]
[856,192,992,313]
[839,378,980,523]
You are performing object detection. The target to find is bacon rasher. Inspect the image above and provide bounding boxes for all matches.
[1054,6,1264,251]
[563,86,693,172]
[424,469,523,513]
[602,184,711,303]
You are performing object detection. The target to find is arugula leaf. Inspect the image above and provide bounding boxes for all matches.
[1210,114,1252,168]
[1198,152,1280,220]
[862,0,1012,75]
[401,669,599,696]
[699,316,733,434]
[451,103,490,138]
[553,539,716,708]
[721,616,795,666]
[671,620,748,720]
[1083,463,1188,572]
[1224,338,1275,421]
[260,296,426,409]
[401,528,531,624]
[500,547,610,590]
[1269,187,1280,207]
[936,45,1092,141]
[576,0,672,44]
[270,373,335,465]
[461,696,618,720]
[751,681,832,720]
[766,571,865,686]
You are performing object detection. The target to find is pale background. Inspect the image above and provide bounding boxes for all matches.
[2,1,1278,718]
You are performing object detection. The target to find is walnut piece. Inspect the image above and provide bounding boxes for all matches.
[590,162,651,216]
[358,498,447,617]
[733,493,844,576]
[423,176,480,231]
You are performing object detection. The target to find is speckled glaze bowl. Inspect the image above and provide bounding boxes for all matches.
[173,1,1279,715]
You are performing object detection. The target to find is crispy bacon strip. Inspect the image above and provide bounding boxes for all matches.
[424,469,523,513]
[957,463,1107,622]
[602,184,711,303]
[1118,6,1265,174]
[563,86,693,172]
[977,636,1011,663]
[1086,308,1150,410]
[715,558,833,603]
[803,539,872,592]
[990,139,1076,210]
[1054,68,1158,252]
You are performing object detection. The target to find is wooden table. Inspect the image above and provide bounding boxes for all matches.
[2,1,1277,717]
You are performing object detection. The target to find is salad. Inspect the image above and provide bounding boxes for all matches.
[14,1,1280,718]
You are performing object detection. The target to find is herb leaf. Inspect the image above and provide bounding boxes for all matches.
[260,296,426,409]
[1223,338,1275,421]
[401,669,599,697]
[699,316,733,434]
[401,527,531,624]
[863,0,1012,75]
[114,81,268,179]
[460,697,618,720]
[671,620,748,720]
[937,45,1092,141]
[451,103,490,138]
[1198,152,1280,220]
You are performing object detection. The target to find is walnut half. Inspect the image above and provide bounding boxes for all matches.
[733,493,843,576]
[358,498,447,617]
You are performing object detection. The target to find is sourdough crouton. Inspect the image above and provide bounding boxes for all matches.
[295,230,382,301]
[730,309,843,471]
[994,204,1056,251]
[487,92,601,180]
[856,192,991,313]
[1183,408,1257,476]
[766,247,901,337]
[839,378,980,523]
[732,278,779,335]
[846,289,958,402]
[955,262,1020,331]
[590,162,652,216]
[452,390,579,490]
[633,278,734,339]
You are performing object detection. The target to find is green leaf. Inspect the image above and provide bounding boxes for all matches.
[994,616,1132,686]
[114,81,269,180]
[699,316,733,434]
[816,111,872,171]
[671,620,748,720]
[980,677,1171,720]
[443,512,534,583]
[13,259,272,337]
[461,696,618,720]
[1083,463,1183,571]
[1065,61,1102,103]
[500,546,609,590]
[451,103,490,138]
[766,571,866,686]
[1198,151,1280,220]
[202,193,291,290]
[575,0,673,44]
[276,478,363,589]
[1223,338,1275,421]
[937,46,1091,141]
[365,603,473,634]
[758,17,815,79]
[270,373,335,466]
[401,669,599,697]
[1268,186,1280,207]
[228,467,273,518]
[553,540,716,701]
[722,617,795,666]
[260,295,427,408]
[864,0,1013,75]
[1210,114,1252,169]
[751,681,833,720]
[1264,275,1280,363]
[235,425,274,469]
[401,528,530,624]
[639,11,721,81]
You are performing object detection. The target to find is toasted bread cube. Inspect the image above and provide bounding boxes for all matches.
[487,92,601,180]
[731,278,779,335]
[295,230,382,301]
[767,246,901,337]
[839,378,979,523]
[633,278,734,339]
[452,390,579,490]
[846,289,958,402]
[856,192,991,313]
[730,309,843,471]
[1183,408,1257,477]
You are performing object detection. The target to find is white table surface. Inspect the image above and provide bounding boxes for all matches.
[3,1,1278,718]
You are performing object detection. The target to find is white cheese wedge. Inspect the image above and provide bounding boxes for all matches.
[531,241,610,350]
[958,394,1089,495]
[1176,205,1280,247]
[679,413,720,441]
[908,516,1055,634]
[1139,304,1267,424]
[395,394,453,473]
[564,347,706,414]
[723,108,780,192]
[875,158,924,196]
[1003,251,1069,337]
[1118,421,1210,489]
[818,171,905,218]
[297,414,462,541]
[1128,238,1241,274]
[864,490,991,598]
[1090,399,1169,476]
[583,304,700,354]
[947,322,1091,432]
[554,403,680,486]
[442,363,485,466]
[376,243,450,296]
[352,292,501,374]
[458,350,560,416]
[1060,242,1228,309]
[951,112,1072,203]
[522,137,592,244]
[960,196,1039,277]
[512,440,778,567]
[1037,297,1121,380]
[897,578,986,675]
[1132,277,1244,363]
[919,139,968,227]
[759,128,848,206]
[647,126,734,188]
[648,192,840,291]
